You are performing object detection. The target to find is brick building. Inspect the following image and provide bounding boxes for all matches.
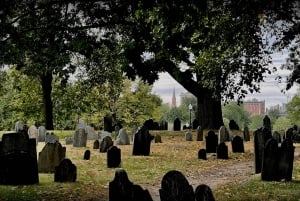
[243,100,265,116]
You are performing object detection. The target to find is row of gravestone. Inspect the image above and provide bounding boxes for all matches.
[109,169,215,201]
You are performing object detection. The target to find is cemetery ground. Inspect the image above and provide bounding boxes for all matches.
[1,130,300,201]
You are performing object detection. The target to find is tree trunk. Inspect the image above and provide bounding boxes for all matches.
[40,73,54,130]
[196,90,224,129]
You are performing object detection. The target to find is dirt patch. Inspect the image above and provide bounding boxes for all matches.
[144,159,254,201]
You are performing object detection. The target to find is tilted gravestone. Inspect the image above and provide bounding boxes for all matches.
[195,184,216,201]
[159,170,194,201]
[231,136,245,153]
[205,130,218,153]
[38,142,66,173]
[196,126,203,141]
[198,149,207,160]
[217,142,228,159]
[73,127,87,147]
[54,158,77,182]
[83,150,91,160]
[185,132,193,141]
[0,132,39,185]
[100,136,113,153]
[132,126,154,156]
[173,118,181,131]
[115,128,130,145]
[107,146,121,168]
[37,126,47,142]
[109,169,153,201]
[93,139,100,149]
[154,134,162,143]
[243,126,250,141]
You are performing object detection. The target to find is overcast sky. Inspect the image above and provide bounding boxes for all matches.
[151,52,299,108]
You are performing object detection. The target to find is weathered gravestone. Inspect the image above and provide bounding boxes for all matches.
[132,126,154,156]
[205,131,218,153]
[272,131,282,143]
[45,132,59,144]
[196,126,203,141]
[229,119,239,130]
[109,169,153,201]
[100,136,114,153]
[173,118,181,131]
[86,125,97,140]
[217,142,228,159]
[218,126,229,144]
[254,127,272,173]
[15,120,25,133]
[159,170,194,201]
[83,150,91,160]
[192,119,199,130]
[195,184,216,201]
[38,141,66,173]
[154,134,162,143]
[198,149,207,160]
[73,127,87,147]
[115,128,130,145]
[28,125,38,144]
[231,136,245,153]
[107,146,121,168]
[77,119,87,129]
[93,140,100,149]
[54,158,77,182]
[38,126,47,142]
[243,126,250,141]
[185,132,193,141]
[0,132,39,185]
[65,137,73,145]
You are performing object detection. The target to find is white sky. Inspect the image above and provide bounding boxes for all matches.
[151,52,299,109]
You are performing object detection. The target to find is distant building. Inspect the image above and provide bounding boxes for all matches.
[266,103,287,116]
[171,88,177,107]
[243,100,265,116]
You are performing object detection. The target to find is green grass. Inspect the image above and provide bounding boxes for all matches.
[0,130,300,201]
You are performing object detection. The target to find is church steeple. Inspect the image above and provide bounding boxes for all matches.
[171,88,176,107]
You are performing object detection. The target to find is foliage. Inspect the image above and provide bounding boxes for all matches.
[273,116,293,132]
[222,102,250,129]
[249,115,265,131]
[286,89,300,125]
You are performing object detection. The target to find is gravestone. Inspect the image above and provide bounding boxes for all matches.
[115,128,130,145]
[38,142,66,173]
[65,137,73,145]
[28,125,38,144]
[132,126,154,156]
[243,126,250,141]
[272,131,282,143]
[196,126,203,141]
[45,132,59,144]
[231,136,245,153]
[205,130,218,153]
[0,132,39,185]
[107,146,121,168]
[15,120,25,133]
[195,184,215,201]
[159,170,194,201]
[192,119,199,130]
[86,125,97,140]
[109,169,153,201]
[173,118,181,131]
[93,140,100,149]
[83,150,91,160]
[100,136,113,153]
[217,142,228,159]
[73,127,87,147]
[99,130,112,140]
[261,138,280,181]
[159,120,168,130]
[114,124,121,139]
[263,115,271,131]
[285,127,294,140]
[54,158,77,182]
[278,138,294,181]
[38,126,47,142]
[154,134,162,143]
[218,126,228,144]
[77,119,87,129]
[198,149,207,160]
[185,132,193,141]
[229,119,239,130]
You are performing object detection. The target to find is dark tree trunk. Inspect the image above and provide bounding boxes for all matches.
[40,73,54,130]
[196,90,224,129]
